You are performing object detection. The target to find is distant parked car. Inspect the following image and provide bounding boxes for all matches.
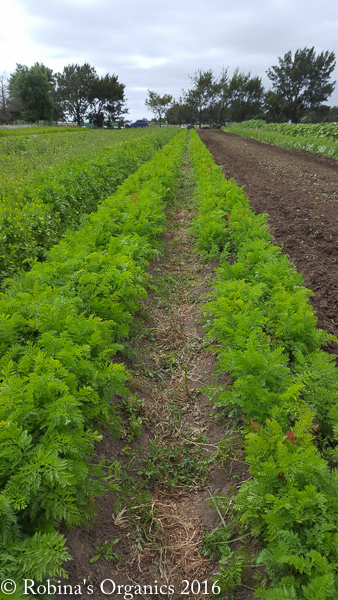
[125,120,149,128]
[187,124,195,130]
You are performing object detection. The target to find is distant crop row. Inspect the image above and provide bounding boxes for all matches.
[0,126,82,138]
[189,129,338,600]
[0,129,187,594]
[0,127,165,195]
[0,128,178,284]
[226,119,338,140]
[223,119,338,159]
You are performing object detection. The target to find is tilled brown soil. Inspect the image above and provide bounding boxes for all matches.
[198,130,338,355]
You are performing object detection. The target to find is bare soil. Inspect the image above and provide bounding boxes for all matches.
[198,130,338,356]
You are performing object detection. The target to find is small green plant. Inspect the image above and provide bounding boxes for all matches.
[202,525,232,560]
[127,414,143,441]
[211,545,254,600]
[90,539,120,563]
[121,394,145,441]
[140,435,213,490]
[212,435,232,465]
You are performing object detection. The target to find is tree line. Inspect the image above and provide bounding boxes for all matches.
[0,47,336,127]
[0,63,127,126]
[147,48,337,126]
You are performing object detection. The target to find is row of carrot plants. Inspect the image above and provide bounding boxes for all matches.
[0,128,178,285]
[222,120,338,159]
[0,129,187,593]
[189,129,338,600]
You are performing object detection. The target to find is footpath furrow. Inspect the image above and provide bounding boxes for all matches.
[56,143,255,600]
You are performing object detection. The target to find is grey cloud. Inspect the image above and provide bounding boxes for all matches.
[6,0,338,119]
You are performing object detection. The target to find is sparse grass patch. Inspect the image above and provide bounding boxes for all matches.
[140,433,213,491]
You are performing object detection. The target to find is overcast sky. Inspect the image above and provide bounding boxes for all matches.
[2,0,338,121]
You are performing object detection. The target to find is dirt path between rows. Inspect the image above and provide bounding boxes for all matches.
[198,130,338,356]
[55,152,255,600]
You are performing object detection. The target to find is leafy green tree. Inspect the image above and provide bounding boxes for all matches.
[180,95,199,125]
[186,69,219,128]
[328,105,338,123]
[166,97,197,125]
[9,63,57,122]
[301,104,331,123]
[264,90,287,123]
[89,74,127,127]
[228,69,265,122]
[217,67,231,124]
[56,63,97,126]
[166,100,183,125]
[0,72,20,123]
[183,68,263,126]
[145,90,172,127]
[267,47,336,123]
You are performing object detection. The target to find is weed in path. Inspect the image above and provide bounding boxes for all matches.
[140,434,213,490]
[90,539,120,564]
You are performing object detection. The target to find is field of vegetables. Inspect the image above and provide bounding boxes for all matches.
[0,127,186,599]
[0,127,160,188]
[1,125,338,600]
[223,120,338,159]
[191,130,338,599]
[0,127,177,283]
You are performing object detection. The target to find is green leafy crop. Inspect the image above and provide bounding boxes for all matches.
[189,129,338,598]
[0,129,187,585]
[0,127,178,284]
[223,120,338,159]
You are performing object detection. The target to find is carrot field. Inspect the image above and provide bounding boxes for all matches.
[1,126,338,600]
